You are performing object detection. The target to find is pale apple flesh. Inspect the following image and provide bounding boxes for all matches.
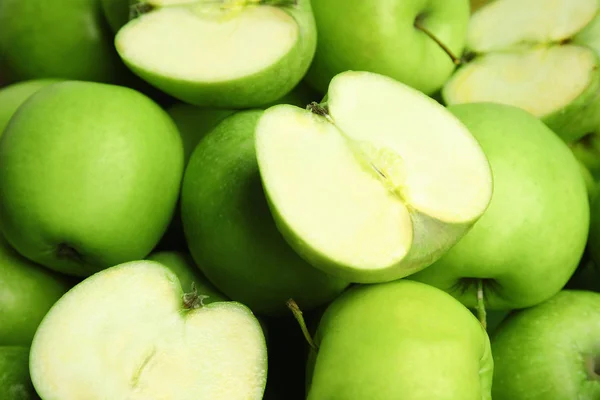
[116,2,298,83]
[255,71,493,283]
[30,261,267,400]
[444,45,597,119]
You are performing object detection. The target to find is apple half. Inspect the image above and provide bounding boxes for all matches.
[29,261,267,400]
[115,0,316,108]
[443,0,600,143]
[255,71,493,283]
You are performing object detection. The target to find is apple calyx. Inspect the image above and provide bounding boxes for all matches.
[586,354,600,380]
[56,243,84,264]
[182,282,210,309]
[287,298,318,351]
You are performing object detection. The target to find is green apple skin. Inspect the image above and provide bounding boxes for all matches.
[307,280,493,399]
[0,0,125,84]
[147,251,228,304]
[0,80,62,136]
[0,81,184,277]
[0,235,73,346]
[306,0,470,95]
[490,290,600,399]
[410,103,589,309]
[181,110,349,316]
[0,346,39,400]
[116,1,317,108]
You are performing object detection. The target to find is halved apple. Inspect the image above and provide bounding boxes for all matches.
[115,0,316,108]
[29,261,267,400]
[255,71,493,283]
[443,0,600,143]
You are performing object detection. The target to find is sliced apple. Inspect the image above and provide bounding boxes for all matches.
[443,0,600,143]
[115,0,316,108]
[30,261,267,400]
[255,71,493,283]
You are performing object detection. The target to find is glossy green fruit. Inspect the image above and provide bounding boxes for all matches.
[410,103,589,309]
[181,110,349,315]
[306,0,470,95]
[115,0,317,108]
[0,81,184,277]
[0,346,39,400]
[147,251,227,304]
[0,0,125,83]
[0,80,61,135]
[0,235,72,346]
[491,290,600,399]
[307,280,493,399]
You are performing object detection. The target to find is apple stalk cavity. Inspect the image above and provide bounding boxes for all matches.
[255,71,493,283]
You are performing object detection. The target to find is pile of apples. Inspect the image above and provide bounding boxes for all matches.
[1,0,600,399]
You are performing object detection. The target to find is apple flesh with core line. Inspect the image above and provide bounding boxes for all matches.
[255,71,493,283]
[0,234,73,346]
[409,103,589,310]
[0,346,39,400]
[306,280,493,399]
[0,81,184,277]
[490,290,600,399]
[30,261,268,400]
[306,0,470,95]
[181,110,349,315]
[115,0,317,108]
[147,251,228,304]
[0,80,62,135]
[0,0,125,84]
[443,0,600,143]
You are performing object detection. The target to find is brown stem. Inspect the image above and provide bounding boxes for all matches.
[414,19,462,66]
[287,298,319,351]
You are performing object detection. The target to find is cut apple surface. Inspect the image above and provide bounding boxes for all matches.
[115,0,316,107]
[29,261,267,400]
[255,71,493,283]
[444,0,600,143]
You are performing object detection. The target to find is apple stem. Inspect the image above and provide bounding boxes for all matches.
[182,282,210,309]
[287,298,319,352]
[476,280,487,331]
[413,19,462,66]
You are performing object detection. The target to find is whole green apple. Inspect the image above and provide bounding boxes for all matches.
[0,234,73,346]
[114,0,317,108]
[306,0,470,95]
[410,103,589,310]
[0,81,184,277]
[490,290,600,399]
[0,80,62,136]
[181,110,349,315]
[0,0,125,83]
[0,346,39,400]
[30,261,268,400]
[306,280,493,399]
[147,251,227,304]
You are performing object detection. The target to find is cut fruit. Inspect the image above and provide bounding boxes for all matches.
[115,0,317,107]
[255,71,493,283]
[444,0,600,143]
[29,261,267,400]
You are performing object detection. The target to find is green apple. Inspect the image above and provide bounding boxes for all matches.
[114,0,316,108]
[0,80,62,136]
[29,260,268,400]
[410,103,589,310]
[147,251,227,304]
[181,110,349,315]
[0,81,184,277]
[0,234,73,346]
[443,0,600,143]
[0,0,125,83]
[490,290,600,399]
[255,71,493,283]
[306,0,470,95]
[306,280,493,399]
[0,346,39,400]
